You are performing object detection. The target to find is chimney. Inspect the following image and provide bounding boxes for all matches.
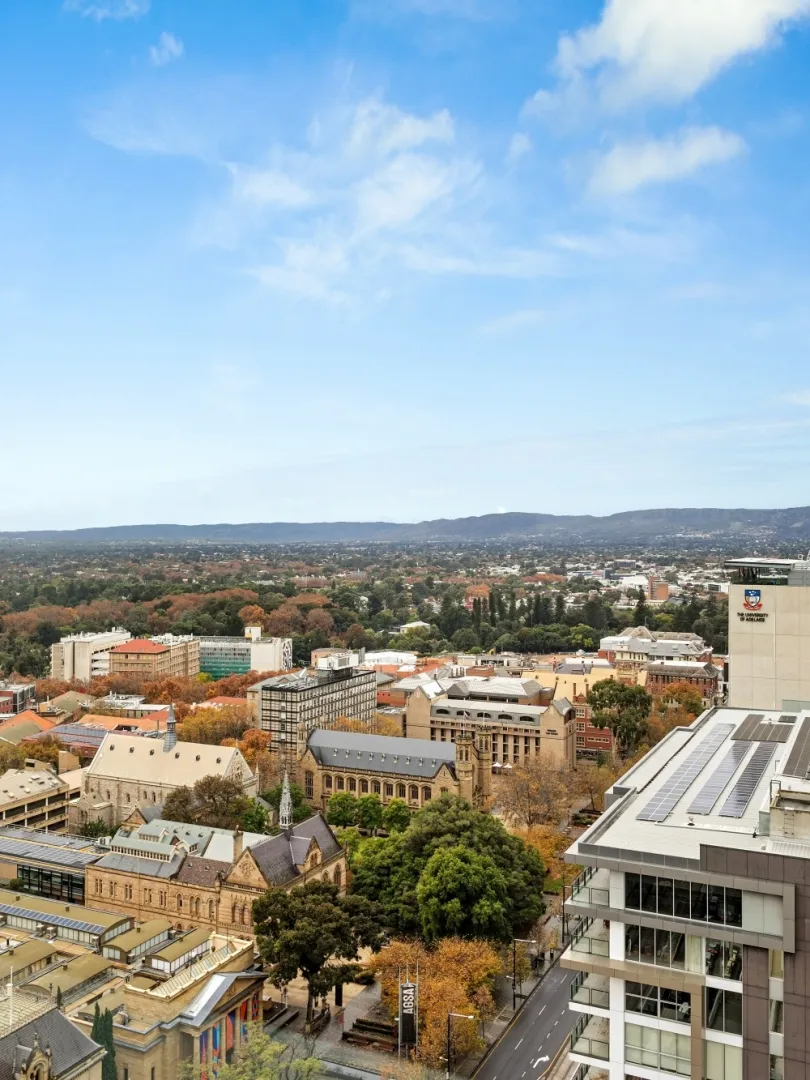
[163,704,177,752]
[233,829,244,862]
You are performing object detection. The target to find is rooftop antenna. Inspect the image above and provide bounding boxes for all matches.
[279,771,293,833]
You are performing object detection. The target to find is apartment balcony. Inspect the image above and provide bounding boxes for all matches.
[570,1014,609,1062]
[572,1066,609,1080]
[567,866,610,909]
[570,971,610,1012]
[568,917,610,959]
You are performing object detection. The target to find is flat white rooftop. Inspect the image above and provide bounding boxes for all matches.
[569,705,810,867]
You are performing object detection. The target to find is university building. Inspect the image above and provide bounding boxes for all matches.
[199,631,292,677]
[562,703,810,1080]
[247,666,377,760]
[108,635,200,680]
[725,556,810,711]
[51,629,132,682]
[297,726,493,811]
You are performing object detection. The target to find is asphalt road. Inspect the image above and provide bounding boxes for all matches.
[474,965,577,1080]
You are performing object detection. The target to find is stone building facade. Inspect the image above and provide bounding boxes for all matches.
[297,726,493,812]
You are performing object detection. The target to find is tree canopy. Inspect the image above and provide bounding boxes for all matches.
[350,794,545,938]
[588,680,653,751]
[253,880,385,1023]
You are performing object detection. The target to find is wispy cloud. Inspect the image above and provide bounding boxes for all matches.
[785,391,810,406]
[64,0,149,20]
[542,0,810,112]
[589,127,746,195]
[507,132,531,162]
[149,32,184,67]
[480,308,545,334]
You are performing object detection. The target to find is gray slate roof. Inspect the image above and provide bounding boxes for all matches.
[0,1008,101,1080]
[95,851,185,878]
[249,814,341,885]
[307,729,455,779]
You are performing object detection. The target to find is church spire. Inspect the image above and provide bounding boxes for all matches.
[279,770,293,832]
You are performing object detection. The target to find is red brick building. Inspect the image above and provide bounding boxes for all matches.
[644,661,723,705]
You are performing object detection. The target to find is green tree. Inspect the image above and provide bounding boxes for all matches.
[326,792,359,827]
[263,780,311,824]
[162,784,197,824]
[77,818,111,839]
[351,795,545,937]
[633,589,651,628]
[381,798,410,833]
[242,801,269,834]
[416,846,510,942]
[252,881,385,1024]
[355,793,383,833]
[588,680,653,751]
[451,628,480,651]
[91,1005,117,1080]
[554,593,565,622]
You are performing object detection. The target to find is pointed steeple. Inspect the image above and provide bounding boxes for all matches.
[163,704,177,752]
[279,770,293,833]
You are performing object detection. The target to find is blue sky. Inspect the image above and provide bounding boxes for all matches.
[3,0,810,528]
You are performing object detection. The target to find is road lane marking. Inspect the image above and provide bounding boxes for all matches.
[537,1006,546,1016]
[553,1020,558,1027]
[515,1039,523,1048]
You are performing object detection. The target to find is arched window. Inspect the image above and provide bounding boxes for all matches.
[409,785,419,802]
[242,905,249,926]
[372,780,381,795]
[231,903,237,924]
[384,783,393,797]
[333,866,342,888]
[177,896,183,910]
[336,776,345,790]
[422,787,432,801]
[360,779,369,794]
[348,777,357,792]
[397,784,406,798]
[322,872,329,883]
[125,793,131,804]
[208,900,215,921]
[324,775,333,790]
[152,791,156,803]
[106,790,111,801]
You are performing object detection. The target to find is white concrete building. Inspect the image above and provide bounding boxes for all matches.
[51,629,132,682]
[563,704,810,1080]
[726,557,810,711]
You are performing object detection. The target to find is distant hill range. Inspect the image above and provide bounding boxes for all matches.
[4,508,810,545]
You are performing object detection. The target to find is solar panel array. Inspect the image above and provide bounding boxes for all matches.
[778,715,798,725]
[0,835,100,869]
[731,713,791,743]
[637,725,734,823]
[687,742,752,815]
[783,716,810,778]
[718,743,777,818]
[0,902,107,935]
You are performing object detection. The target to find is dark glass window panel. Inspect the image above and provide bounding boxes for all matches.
[691,882,708,921]
[658,878,674,916]
[655,929,671,966]
[626,926,640,962]
[626,982,642,995]
[708,885,726,924]
[626,873,641,909]
[674,880,691,919]
[726,945,742,981]
[641,875,658,913]
[641,985,658,1016]
[671,933,685,970]
[725,991,742,1035]
[640,926,655,963]
[725,888,742,927]
[706,939,723,977]
[706,987,724,1030]
[626,994,642,1013]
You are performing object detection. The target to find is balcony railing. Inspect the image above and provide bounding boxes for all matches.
[569,917,610,958]
[573,1065,609,1080]
[569,866,610,908]
[570,971,610,1010]
[571,1014,609,1061]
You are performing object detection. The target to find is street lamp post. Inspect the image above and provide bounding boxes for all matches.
[511,937,536,1011]
[445,1012,475,1080]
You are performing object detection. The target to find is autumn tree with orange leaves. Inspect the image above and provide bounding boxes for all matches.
[370,938,502,1068]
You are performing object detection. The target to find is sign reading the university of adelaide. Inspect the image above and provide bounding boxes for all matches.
[738,588,768,622]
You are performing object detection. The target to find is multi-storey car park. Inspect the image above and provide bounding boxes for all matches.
[562,703,810,1080]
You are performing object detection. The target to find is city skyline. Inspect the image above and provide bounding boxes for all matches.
[3,1,810,527]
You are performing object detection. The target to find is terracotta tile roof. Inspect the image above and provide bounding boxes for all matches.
[110,639,168,654]
[0,710,56,734]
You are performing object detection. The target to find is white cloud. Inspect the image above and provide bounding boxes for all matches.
[589,126,746,195]
[228,165,312,208]
[252,238,350,305]
[551,0,810,109]
[64,0,149,20]
[507,133,531,162]
[356,153,478,230]
[481,308,545,334]
[345,98,454,155]
[785,390,810,406]
[149,32,184,67]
